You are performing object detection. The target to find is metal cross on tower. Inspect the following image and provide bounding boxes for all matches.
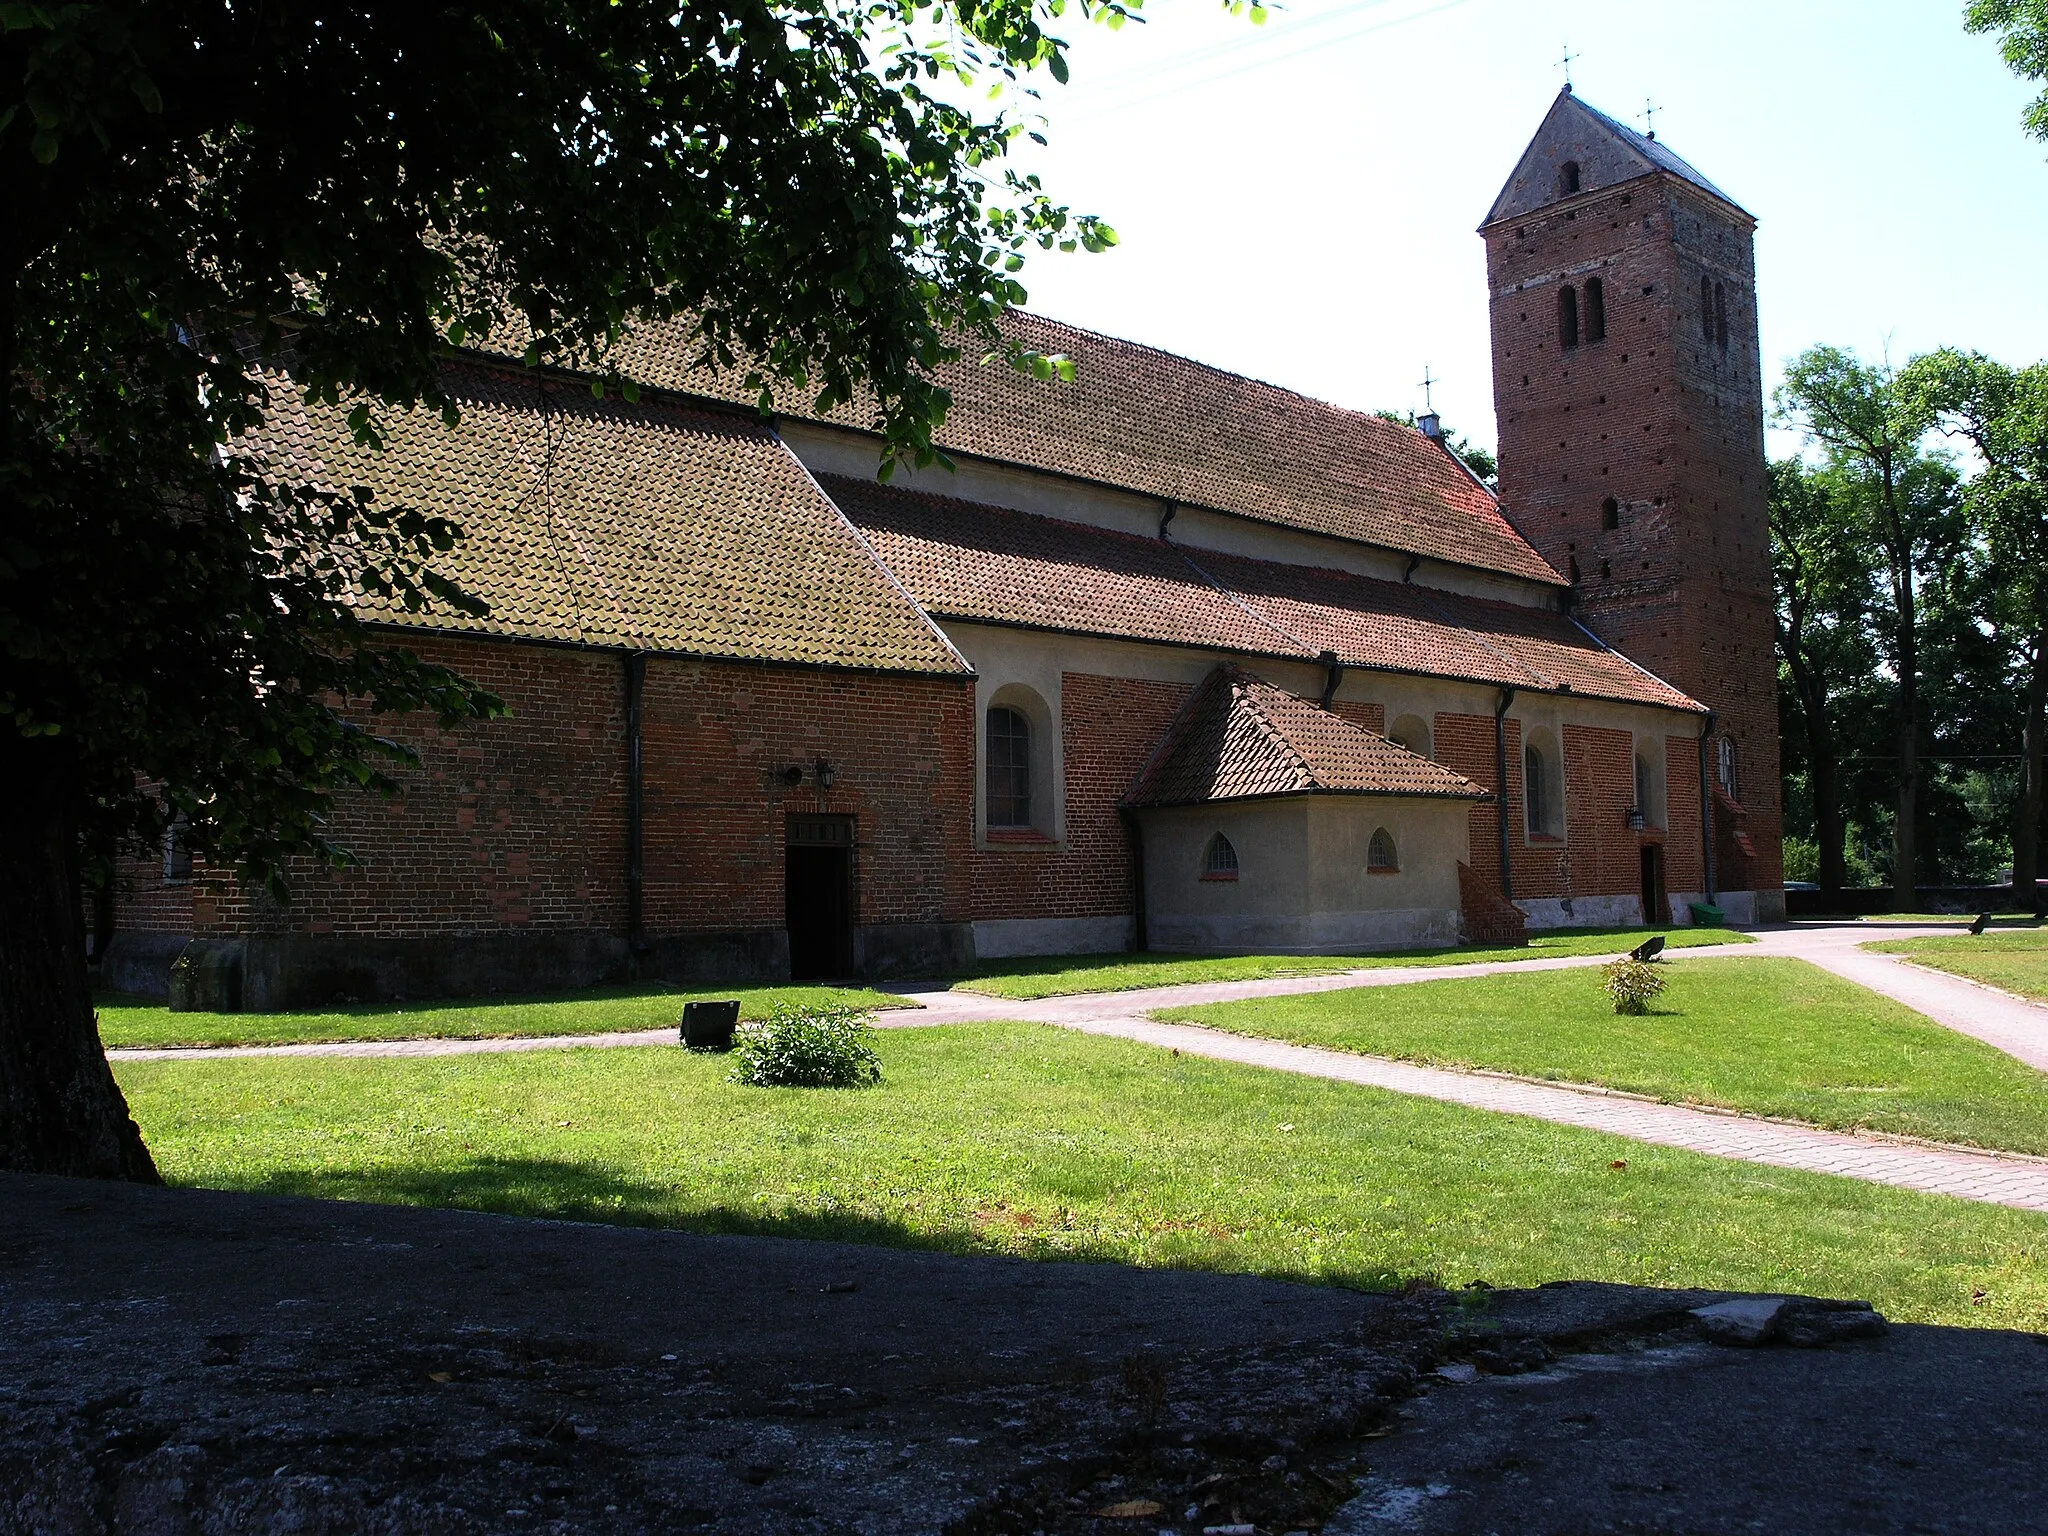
[1643,97,1659,140]
[1558,43,1577,90]
[1419,366,1438,414]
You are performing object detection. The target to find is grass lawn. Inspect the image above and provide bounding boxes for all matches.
[1159,956,2048,1155]
[1864,928,2048,1004]
[115,1022,2048,1331]
[954,926,1752,1000]
[96,983,911,1051]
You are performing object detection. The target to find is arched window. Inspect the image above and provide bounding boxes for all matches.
[1583,276,1606,342]
[1202,833,1239,881]
[1367,828,1399,872]
[163,813,193,884]
[986,706,1032,828]
[1558,285,1580,349]
[1388,713,1432,761]
[1717,735,1740,802]
[1700,275,1714,341]
[1714,281,1729,350]
[1559,160,1581,196]
[1601,496,1619,532]
[1524,734,1563,839]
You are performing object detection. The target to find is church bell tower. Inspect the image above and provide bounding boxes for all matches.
[1481,88,1783,916]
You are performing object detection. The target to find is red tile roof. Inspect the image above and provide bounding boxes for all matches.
[1126,668,1487,807]
[253,363,969,675]
[822,475,1701,712]
[586,312,1564,587]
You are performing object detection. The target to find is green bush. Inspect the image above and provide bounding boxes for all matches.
[1602,957,1667,1016]
[729,1004,883,1088]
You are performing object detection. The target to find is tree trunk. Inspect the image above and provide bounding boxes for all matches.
[1893,622,1919,910]
[1812,728,1848,900]
[2017,627,2047,912]
[0,734,159,1182]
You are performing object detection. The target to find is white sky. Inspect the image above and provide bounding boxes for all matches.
[1000,0,2048,458]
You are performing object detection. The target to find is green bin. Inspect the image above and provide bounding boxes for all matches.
[1688,901,1727,928]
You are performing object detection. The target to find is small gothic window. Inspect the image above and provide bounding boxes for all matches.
[1584,276,1606,342]
[1558,285,1580,350]
[1559,160,1581,196]
[1601,496,1619,531]
[1524,742,1560,838]
[986,706,1032,828]
[1717,735,1740,802]
[1203,833,1240,881]
[163,814,193,884]
[1714,281,1729,350]
[1700,275,1714,341]
[1367,827,1399,872]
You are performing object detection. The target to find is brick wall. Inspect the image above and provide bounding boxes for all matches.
[972,672,1187,923]
[115,633,974,941]
[1484,172,1783,894]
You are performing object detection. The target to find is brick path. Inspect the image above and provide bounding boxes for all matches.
[109,923,2048,1213]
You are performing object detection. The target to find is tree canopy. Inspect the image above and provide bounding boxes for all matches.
[1968,0,2048,143]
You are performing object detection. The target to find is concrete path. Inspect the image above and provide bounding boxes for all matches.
[107,922,2048,1214]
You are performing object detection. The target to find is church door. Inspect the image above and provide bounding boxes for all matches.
[786,815,856,979]
[1639,844,1667,927]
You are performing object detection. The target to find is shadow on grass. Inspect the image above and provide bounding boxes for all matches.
[218,1155,1414,1295]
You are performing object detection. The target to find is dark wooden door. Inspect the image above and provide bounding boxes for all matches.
[1640,844,1667,927]
[786,816,855,979]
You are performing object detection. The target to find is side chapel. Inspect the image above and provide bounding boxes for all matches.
[107,90,1784,1007]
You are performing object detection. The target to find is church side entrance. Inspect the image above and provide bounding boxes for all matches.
[786,815,856,979]
[1640,844,1667,927]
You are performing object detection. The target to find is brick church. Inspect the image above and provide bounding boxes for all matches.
[107,90,1784,1008]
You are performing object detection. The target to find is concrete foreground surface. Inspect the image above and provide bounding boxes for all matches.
[4,1173,2046,1535]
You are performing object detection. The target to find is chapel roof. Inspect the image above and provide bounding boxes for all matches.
[1483,88,1746,228]
[823,474,1703,713]
[1125,667,1487,808]
[254,361,969,676]
[582,311,1564,588]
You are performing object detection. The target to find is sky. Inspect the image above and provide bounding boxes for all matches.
[996,0,2048,457]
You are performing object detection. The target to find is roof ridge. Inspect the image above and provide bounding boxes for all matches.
[1233,674,1321,793]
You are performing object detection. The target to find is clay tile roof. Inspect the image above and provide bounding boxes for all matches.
[588,313,1563,587]
[824,474,1702,713]
[1126,667,1487,808]
[251,362,968,676]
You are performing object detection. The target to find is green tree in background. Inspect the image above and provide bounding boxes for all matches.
[1770,458,1879,900]
[1908,351,2048,908]
[1968,0,2048,142]
[1,0,1148,1180]
[1775,348,1957,906]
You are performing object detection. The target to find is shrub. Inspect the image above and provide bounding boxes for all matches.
[729,1004,883,1088]
[1602,957,1667,1016]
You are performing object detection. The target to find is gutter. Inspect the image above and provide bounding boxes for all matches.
[1494,688,1517,903]
[624,651,649,958]
[1698,711,1719,904]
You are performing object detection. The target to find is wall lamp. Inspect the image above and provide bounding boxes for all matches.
[815,758,836,790]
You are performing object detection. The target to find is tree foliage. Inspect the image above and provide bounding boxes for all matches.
[0,0,1156,1177]
[1968,0,2048,143]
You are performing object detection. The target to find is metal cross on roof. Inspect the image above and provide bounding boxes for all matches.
[1558,43,1577,90]
[1643,97,1659,140]
[1419,366,1438,413]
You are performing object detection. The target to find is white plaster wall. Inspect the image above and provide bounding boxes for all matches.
[1516,895,1646,931]
[1139,797,1467,954]
[974,915,1133,958]
[780,420,1558,609]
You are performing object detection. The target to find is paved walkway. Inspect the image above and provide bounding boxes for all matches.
[109,922,2048,1213]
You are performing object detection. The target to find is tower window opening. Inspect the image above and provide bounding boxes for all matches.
[1559,160,1581,196]
[1584,276,1606,341]
[1714,281,1729,350]
[1558,285,1580,350]
[1601,496,1619,531]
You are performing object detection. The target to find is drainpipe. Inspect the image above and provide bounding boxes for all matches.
[1698,710,1718,904]
[1493,688,1517,904]
[1319,650,1344,709]
[1119,807,1148,953]
[624,651,648,958]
